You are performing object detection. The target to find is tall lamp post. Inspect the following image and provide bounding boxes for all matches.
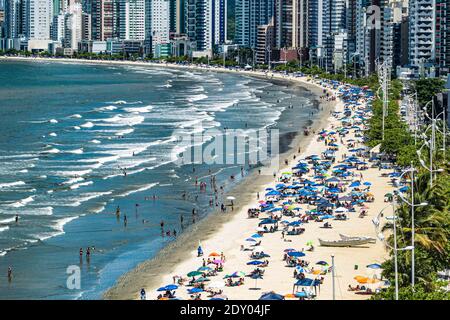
[395,165,428,288]
[266,46,272,71]
[373,204,414,300]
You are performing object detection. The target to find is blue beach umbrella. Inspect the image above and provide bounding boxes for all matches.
[245,238,257,242]
[251,233,262,238]
[366,263,382,269]
[247,260,264,265]
[259,292,285,300]
[287,251,306,257]
[188,287,203,294]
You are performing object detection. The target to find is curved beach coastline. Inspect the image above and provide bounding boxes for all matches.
[1,57,390,300]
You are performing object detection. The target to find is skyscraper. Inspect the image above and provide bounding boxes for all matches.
[91,0,115,41]
[186,0,226,53]
[25,0,52,40]
[308,0,332,70]
[4,0,25,39]
[150,0,170,54]
[408,0,436,72]
[274,0,309,50]
[119,0,146,40]
[234,0,273,48]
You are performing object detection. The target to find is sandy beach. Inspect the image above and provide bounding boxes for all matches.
[2,56,392,300]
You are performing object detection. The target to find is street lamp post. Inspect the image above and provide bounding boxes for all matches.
[396,165,428,288]
[373,204,415,300]
[266,46,272,71]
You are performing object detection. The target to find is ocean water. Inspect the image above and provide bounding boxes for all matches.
[0,60,319,299]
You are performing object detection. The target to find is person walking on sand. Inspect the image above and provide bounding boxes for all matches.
[140,288,146,300]
[8,266,12,281]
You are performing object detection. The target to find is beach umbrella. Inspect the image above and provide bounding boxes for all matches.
[232,271,246,277]
[212,259,224,264]
[287,251,305,257]
[316,261,328,266]
[366,263,382,269]
[251,273,263,290]
[157,284,178,291]
[197,266,212,272]
[251,233,262,238]
[211,294,228,300]
[259,292,284,300]
[245,238,257,242]
[295,278,319,286]
[188,287,203,294]
[195,277,210,283]
[284,248,296,252]
[255,227,266,232]
[247,260,263,265]
[363,182,372,186]
[187,271,203,277]
[296,266,306,273]
[284,293,297,299]
[353,276,368,283]
[335,207,348,213]
[349,181,361,188]
[321,215,334,219]
[209,252,220,257]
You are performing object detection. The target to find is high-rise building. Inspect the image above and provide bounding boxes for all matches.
[119,0,146,40]
[91,0,115,41]
[150,0,170,54]
[255,19,275,64]
[436,0,448,75]
[186,0,226,53]
[4,0,25,39]
[308,0,333,70]
[81,11,91,40]
[408,0,436,73]
[234,0,273,48]
[25,0,52,40]
[63,2,82,50]
[274,0,309,50]
[50,12,65,41]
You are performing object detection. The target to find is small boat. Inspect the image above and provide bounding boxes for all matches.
[339,234,376,243]
[318,238,373,247]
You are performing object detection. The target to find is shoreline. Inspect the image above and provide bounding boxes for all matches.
[1,56,390,300]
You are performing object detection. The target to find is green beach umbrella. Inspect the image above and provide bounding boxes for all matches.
[195,277,210,283]
[187,271,203,277]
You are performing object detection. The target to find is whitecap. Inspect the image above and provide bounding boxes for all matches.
[0,226,9,233]
[80,122,94,128]
[0,181,26,189]
[90,139,101,144]
[49,132,57,137]
[123,105,153,113]
[42,148,60,154]
[118,183,158,197]
[70,181,93,190]
[95,105,117,112]
[187,94,208,103]
[66,148,84,154]
[49,119,58,124]
[73,126,81,130]
[70,114,82,119]
[10,196,35,208]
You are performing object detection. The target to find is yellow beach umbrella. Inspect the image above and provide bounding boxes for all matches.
[353,276,368,283]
